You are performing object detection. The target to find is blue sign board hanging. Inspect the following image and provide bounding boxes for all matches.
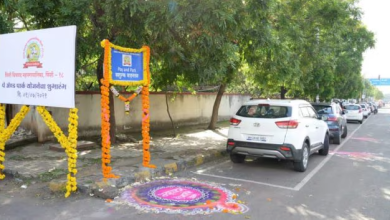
[368,78,390,86]
[111,48,144,82]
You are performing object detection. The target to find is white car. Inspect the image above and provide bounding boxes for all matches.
[360,104,370,118]
[344,104,364,124]
[227,99,329,172]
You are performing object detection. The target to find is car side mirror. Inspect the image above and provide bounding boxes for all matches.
[320,115,328,121]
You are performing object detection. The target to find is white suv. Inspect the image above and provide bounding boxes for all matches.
[227,99,330,172]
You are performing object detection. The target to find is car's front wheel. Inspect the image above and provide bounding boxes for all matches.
[230,154,246,163]
[293,143,309,172]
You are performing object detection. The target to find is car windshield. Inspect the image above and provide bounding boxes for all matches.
[360,105,366,109]
[236,105,292,118]
[345,105,359,110]
[312,105,333,115]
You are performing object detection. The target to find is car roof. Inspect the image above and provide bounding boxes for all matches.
[245,99,310,106]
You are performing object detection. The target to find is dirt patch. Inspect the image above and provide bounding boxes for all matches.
[0,176,76,201]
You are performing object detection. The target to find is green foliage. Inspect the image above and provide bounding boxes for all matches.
[229,0,374,101]
[1,0,375,100]
[0,0,14,34]
[363,79,384,100]
[0,14,12,34]
[144,0,243,91]
[375,90,384,100]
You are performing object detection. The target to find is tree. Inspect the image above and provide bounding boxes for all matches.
[240,0,302,99]
[0,5,13,33]
[374,89,384,100]
[2,0,375,135]
[134,0,245,130]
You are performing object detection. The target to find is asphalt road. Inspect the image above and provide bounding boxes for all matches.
[180,111,390,220]
[1,109,390,220]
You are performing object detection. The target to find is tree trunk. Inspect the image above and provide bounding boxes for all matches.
[207,84,226,130]
[5,104,13,126]
[109,92,116,144]
[280,86,287,99]
[97,55,104,86]
[165,92,176,137]
[97,54,116,144]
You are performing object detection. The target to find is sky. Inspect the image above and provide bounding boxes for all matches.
[357,0,390,94]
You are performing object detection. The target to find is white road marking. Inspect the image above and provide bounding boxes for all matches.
[195,160,230,174]
[192,171,297,191]
[192,120,365,191]
[293,122,364,191]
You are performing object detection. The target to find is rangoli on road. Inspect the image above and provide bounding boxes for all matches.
[116,179,249,215]
[331,151,384,161]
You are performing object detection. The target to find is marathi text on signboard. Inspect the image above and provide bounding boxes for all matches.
[0,26,77,108]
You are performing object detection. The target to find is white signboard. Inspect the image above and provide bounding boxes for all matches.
[0,26,77,108]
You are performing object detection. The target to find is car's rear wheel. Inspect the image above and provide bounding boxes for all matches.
[341,125,348,138]
[319,134,329,156]
[333,130,341,145]
[359,120,363,124]
[293,143,309,172]
[230,154,246,163]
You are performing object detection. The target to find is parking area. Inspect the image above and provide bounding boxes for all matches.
[190,121,364,191]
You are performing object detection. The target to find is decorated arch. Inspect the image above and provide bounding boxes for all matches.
[100,39,156,181]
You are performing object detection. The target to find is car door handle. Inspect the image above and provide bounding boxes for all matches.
[306,125,309,127]
[316,127,319,129]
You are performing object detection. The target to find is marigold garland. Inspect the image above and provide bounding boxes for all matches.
[37,106,79,198]
[0,105,30,180]
[141,86,156,168]
[101,40,119,180]
[100,39,156,177]
[0,105,5,137]
[110,86,143,114]
[110,86,143,102]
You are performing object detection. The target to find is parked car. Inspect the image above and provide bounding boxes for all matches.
[311,102,348,145]
[360,104,371,118]
[344,104,364,124]
[372,103,378,114]
[227,99,329,172]
[367,102,375,113]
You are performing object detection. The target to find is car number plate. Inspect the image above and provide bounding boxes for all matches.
[247,135,267,142]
